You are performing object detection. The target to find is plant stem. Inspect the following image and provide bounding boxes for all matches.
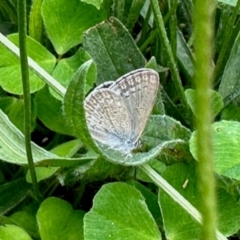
[17,0,41,201]
[193,0,217,239]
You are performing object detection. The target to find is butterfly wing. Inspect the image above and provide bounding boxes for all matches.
[109,69,159,144]
[84,88,132,151]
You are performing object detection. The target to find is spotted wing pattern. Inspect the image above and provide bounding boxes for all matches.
[109,69,159,145]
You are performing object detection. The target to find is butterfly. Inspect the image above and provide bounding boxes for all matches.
[84,68,159,154]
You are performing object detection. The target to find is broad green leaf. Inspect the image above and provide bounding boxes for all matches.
[51,48,94,100]
[35,87,74,135]
[0,178,31,215]
[190,120,240,180]
[27,166,59,184]
[8,98,36,133]
[127,180,163,227]
[84,182,161,240]
[63,60,97,142]
[29,0,43,42]
[10,211,38,239]
[82,0,103,10]
[37,197,84,240]
[0,34,55,95]
[185,89,224,117]
[217,187,240,236]
[141,115,192,165]
[0,109,96,166]
[159,164,240,238]
[219,30,240,99]
[0,97,36,133]
[0,224,32,240]
[143,115,191,142]
[83,17,146,85]
[41,0,106,55]
[0,97,16,113]
[26,139,84,183]
[159,164,201,240]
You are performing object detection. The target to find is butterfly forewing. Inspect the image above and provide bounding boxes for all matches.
[109,69,159,144]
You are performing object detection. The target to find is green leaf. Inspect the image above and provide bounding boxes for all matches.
[159,164,240,238]
[51,48,94,100]
[0,97,36,133]
[216,187,240,236]
[8,98,36,133]
[0,97,16,113]
[76,157,131,183]
[10,210,38,239]
[84,182,161,240]
[26,139,84,183]
[190,120,240,180]
[35,87,74,135]
[29,0,43,42]
[27,166,59,183]
[37,197,85,240]
[63,60,97,143]
[143,115,191,142]
[82,0,103,10]
[218,0,237,6]
[185,89,224,117]
[0,33,56,95]
[220,104,240,121]
[0,178,31,215]
[127,180,163,227]
[41,0,106,55]
[219,30,240,99]
[0,109,96,166]
[141,115,192,165]
[159,164,201,240]
[177,30,194,82]
[83,17,146,85]
[0,225,32,240]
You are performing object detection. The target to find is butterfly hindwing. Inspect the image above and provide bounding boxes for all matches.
[109,69,159,143]
[84,88,132,150]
